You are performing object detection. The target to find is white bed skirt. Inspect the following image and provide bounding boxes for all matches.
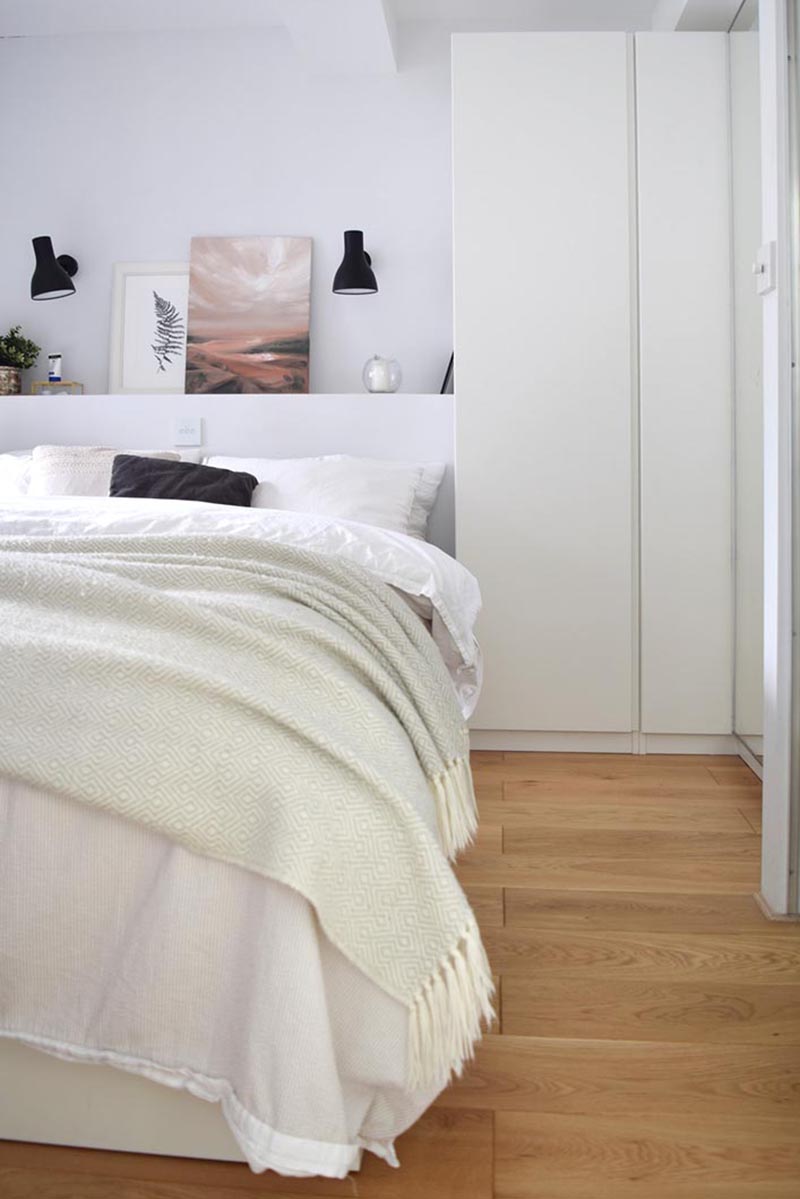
[0,782,440,1176]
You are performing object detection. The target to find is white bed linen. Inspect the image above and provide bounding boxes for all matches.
[0,496,482,717]
[203,454,445,540]
[0,495,481,1175]
[0,782,440,1176]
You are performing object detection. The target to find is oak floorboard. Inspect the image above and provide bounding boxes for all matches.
[707,763,762,787]
[503,827,760,860]
[482,928,800,981]
[472,778,503,804]
[501,776,762,799]
[740,806,763,833]
[490,975,501,1034]
[490,759,719,786]
[471,752,725,786]
[501,976,800,1043]
[459,823,503,858]
[502,778,762,805]
[456,851,760,893]
[439,1035,800,1116]
[487,792,761,833]
[492,752,720,772]
[0,1169,283,1199]
[494,1111,800,1198]
[462,885,504,929]
[469,750,502,767]
[503,888,775,933]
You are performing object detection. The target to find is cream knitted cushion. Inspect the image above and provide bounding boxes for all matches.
[29,445,180,497]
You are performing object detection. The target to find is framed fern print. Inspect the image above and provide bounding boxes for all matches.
[109,262,189,394]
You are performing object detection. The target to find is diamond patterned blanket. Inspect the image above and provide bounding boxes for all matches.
[0,533,493,1090]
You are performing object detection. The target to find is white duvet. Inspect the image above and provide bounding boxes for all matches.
[0,496,483,1177]
[0,496,482,717]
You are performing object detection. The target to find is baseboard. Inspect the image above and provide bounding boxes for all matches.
[754,892,800,921]
[468,731,635,752]
[641,733,738,755]
[469,730,739,755]
[734,737,764,779]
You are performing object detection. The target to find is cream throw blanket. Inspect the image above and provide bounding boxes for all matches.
[0,533,493,1090]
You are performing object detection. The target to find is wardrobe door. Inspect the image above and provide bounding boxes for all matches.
[636,34,733,733]
[453,34,634,732]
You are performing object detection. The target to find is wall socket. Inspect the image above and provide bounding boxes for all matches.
[173,416,203,446]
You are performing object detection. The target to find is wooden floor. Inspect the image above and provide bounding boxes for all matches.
[2,752,799,1198]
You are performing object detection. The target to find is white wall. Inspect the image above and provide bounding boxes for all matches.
[0,24,453,395]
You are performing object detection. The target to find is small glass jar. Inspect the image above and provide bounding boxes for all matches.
[362,355,402,394]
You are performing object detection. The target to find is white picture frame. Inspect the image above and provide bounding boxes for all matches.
[109,262,189,394]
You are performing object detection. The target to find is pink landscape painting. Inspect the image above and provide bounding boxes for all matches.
[185,235,312,393]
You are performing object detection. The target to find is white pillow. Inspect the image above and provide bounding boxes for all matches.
[29,446,181,497]
[203,455,445,539]
[0,452,33,497]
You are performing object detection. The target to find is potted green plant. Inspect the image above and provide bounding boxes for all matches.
[0,326,41,395]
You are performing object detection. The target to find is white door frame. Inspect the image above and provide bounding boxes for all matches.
[759,0,799,915]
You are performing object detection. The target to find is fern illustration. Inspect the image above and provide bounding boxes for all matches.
[152,291,185,372]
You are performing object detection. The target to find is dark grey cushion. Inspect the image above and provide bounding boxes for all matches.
[109,455,258,508]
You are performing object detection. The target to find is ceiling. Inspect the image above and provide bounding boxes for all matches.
[0,0,747,74]
[0,0,663,40]
[392,1,660,29]
[0,0,285,37]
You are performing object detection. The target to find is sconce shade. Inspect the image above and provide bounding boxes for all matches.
[332,230,378,295]
[31,236,78,301]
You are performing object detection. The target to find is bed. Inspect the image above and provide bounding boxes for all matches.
[0,407,490,1179]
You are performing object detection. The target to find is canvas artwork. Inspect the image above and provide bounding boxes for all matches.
[185,235,312,394]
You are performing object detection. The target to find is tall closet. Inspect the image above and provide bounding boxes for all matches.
[453,32,743,750]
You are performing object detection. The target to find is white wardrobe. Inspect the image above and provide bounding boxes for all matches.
[453,32,740,750]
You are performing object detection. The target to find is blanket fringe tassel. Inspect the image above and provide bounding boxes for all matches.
[430,755,478,860]
[407,918,495,1092]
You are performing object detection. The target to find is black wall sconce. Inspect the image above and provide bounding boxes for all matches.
[31,236,79,301]
[332,229,378,295]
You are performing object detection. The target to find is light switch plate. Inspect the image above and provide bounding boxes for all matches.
[173,416,203,446]
[753,241,777,296]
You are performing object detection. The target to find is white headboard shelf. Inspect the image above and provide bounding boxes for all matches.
[0,393,455,553]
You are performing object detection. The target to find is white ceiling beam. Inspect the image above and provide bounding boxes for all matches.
[651,0,744,30]
[731,0,758,30]
[675,0,744,29]
[651,0,691,28]
[280,0,397,74]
